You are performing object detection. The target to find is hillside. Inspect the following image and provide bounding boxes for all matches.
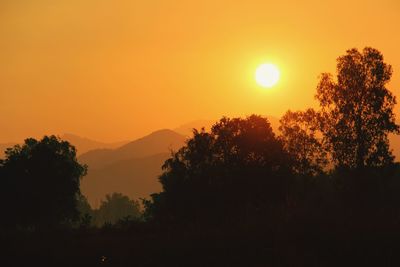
[174,120,214,136]
[61,133,128,155]
[81,153,169,207]
[78,129,186,170]
[78,129,187,206]
[0,134,128,158]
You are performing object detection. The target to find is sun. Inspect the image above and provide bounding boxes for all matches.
[255,63,280,88]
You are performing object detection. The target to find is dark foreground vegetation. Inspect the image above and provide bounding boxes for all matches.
[2,47,400,266]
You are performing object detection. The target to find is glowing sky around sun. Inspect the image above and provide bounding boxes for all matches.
[0,0,399,142]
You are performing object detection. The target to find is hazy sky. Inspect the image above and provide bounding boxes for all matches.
[1,0,399,142]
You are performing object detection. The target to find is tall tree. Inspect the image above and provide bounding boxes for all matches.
[279,109,327,176]
[316,47,399,169]
[0,136,87,228]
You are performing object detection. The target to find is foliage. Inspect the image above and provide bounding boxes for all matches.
[278,47,399,172]
[0,136,87,228]
[316,47,399,169]
[92,192,141,227]
[148,115,295,224]
[279,108,327,176]
[77,194,92,217]
[76,194,93,228]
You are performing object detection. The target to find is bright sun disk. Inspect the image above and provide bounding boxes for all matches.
[255,63,280,88]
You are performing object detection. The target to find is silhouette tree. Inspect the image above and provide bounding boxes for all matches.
[77,194,92,217]
[316,47,399,170]
[93,192,141,226]
[0,136,87,228]
[279,109,327,176]
[76,194,93,227]
[148,115,295,224]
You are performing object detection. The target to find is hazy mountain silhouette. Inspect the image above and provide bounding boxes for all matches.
[78,129,186,170]
[0,134,128,158]
[81,153,169,207]
[61,133,128,155]
[174,120,214,136]
[79,130,186,206]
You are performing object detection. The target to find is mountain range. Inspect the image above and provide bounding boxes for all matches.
[0,134,128,158]
[78,129,187,207]
[1,118,399,208]
[78,129,186,169]
[61,133,129,155]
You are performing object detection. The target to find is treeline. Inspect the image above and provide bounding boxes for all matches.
[78,193,141,227]
[0,47,399,229]
[143,47,400,229]
[1,47,400,266]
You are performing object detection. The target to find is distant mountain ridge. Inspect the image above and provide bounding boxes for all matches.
[81,153,169,208]
[174,120,214,136]
[0,134,128,158]
[78,129,187,206]
[61,133,128,155]
[78,129,186,170]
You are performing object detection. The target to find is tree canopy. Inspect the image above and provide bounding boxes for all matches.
[316,47,399,170]
[279,108,327,176]
[92,192,141,226]
[279,47,399,172]
[0,136,87,228]
[148,115,295,223]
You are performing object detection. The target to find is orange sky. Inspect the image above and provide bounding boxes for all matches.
[1,0,399,142]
